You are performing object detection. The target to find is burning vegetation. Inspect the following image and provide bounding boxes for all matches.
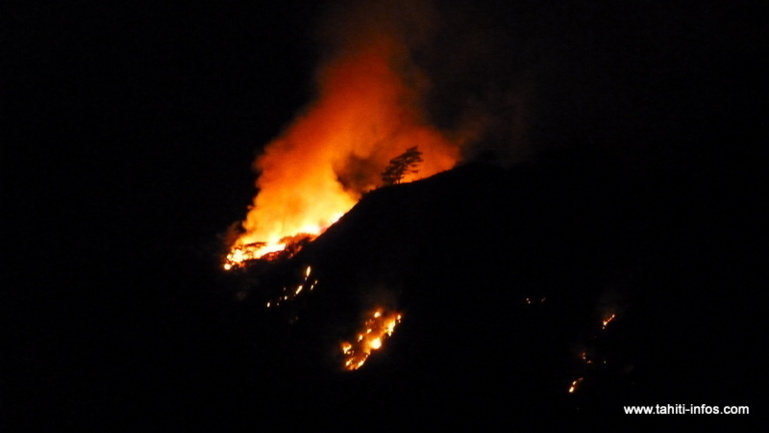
[568,377,584,394]
[601,313,616,330]
[263,265,317,309]
[567,311,620,393]
[222,2,462,270]
[341,308,403,371]
[224,234,318,270]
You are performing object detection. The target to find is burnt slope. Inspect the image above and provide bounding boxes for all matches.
[232,151,763,428]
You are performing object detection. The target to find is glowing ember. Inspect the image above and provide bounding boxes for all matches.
[568,377,584,394]
[524,296,546,305]
[341,308,402,371]
[259,265,317,308]
[601,313,616,330]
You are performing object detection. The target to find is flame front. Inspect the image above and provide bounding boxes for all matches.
[342,308,402,371]
[223,10,461,269]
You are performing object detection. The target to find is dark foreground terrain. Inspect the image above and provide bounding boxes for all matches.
[7,154,765,431]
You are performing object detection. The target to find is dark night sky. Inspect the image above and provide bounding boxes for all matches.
[3,0,766,430]
[6,1,763,234]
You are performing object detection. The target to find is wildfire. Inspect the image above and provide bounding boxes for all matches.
[264,265,317,309]
[580,351,594,365]
[222,5,461,270]
[601,313,616,330]
[341,308,402,371]
[524,296,547,305]
[568,377,584,394]
[224,233,322,270]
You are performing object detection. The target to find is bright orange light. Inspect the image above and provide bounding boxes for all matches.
[601,313,616,330]
[223,27,460,270]
[341,342,352,354]
[341,308,402,371]
[370,337,382,350]
[568,377,584,394]
[255,264,317,308]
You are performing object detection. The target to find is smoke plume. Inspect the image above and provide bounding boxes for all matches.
[230,0,530,254]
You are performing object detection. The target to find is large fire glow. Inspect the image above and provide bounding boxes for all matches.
[223,6,461,269]
[341,308,402,371]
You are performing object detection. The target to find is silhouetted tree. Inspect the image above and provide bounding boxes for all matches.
[381,146,423,186]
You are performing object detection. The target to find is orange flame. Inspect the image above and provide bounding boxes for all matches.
[342,308,402,371]
[601,313,616,330]
[262,266,316,308]
[568,377,584,394]
[224,19,460,269]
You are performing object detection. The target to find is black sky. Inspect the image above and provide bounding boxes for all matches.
[6,1,764,236]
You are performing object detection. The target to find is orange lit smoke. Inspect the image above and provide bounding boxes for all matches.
[224,8,460,268]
